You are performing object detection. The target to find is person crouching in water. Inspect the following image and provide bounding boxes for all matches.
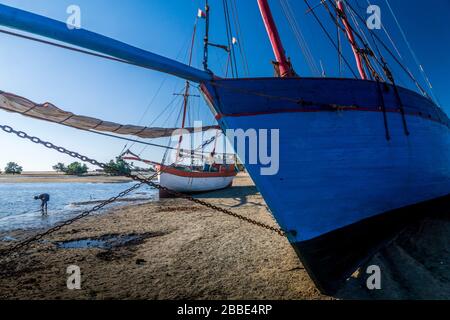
[34,193,50,215]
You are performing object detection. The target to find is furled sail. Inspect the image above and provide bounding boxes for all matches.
[0,91,218,139]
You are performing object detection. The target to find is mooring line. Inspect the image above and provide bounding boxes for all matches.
[0,124,285,259]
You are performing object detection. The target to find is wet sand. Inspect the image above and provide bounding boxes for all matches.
[0,174,448,300]
[0,172,132,184]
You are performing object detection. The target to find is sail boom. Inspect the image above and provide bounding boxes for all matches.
[0,4,212,83]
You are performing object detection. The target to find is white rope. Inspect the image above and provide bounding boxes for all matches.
[346,5,385,80]
[364,0,403,59]
[229,0,250,76]
[279,0,321,76]
[384,0,439,104]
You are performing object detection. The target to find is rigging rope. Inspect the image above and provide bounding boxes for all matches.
[222,0,239,78]
[346,4,385,80]
[361,0,403,60]
[360,0,408,89]
[323,0,380,80]
[383,0,439,104]
[134,17,200,155]
[0,25,206,155]
[302,0,359,78]
[341,1,430,98]
[336,8,343,76]
[86,129,185,151]
[279,0,320,76]
[229,0,250,76]
[0,28,181,76]
[125,78,170,152]
[325,0,429,112]
[0,124,285,258]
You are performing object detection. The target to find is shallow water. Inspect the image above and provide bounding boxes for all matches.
[56,238,112,249]
[55,233,153,249]
[0,182,157,232]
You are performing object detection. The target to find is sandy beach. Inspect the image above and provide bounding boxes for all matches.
[0,174,448,300]
[0,172,133,184]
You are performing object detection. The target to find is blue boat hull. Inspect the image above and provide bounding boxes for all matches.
[201,77,450,294]
[1,2,447,295]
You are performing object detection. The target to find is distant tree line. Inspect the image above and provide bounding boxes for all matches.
[53,162,88,176]
[1,162,23,175]
[104,158,132,176]
[0,159,152,176]
[53,158,132,176]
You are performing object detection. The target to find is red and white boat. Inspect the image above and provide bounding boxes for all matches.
[121,151,237,196]
[119,20,237,196]
[158,163,236,194]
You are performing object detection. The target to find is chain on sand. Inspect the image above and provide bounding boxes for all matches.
[0,124,285,259]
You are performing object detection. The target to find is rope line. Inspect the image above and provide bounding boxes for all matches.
[279,0,320,76]
[0,124,285,259]
[0,28,156,71]
[384,0,437,97]
[229,0,250,76]
[303,0,359,79]
[222,0,238,78]
[341,1,430,98]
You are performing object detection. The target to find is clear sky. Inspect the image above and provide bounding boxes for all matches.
[0,0,449,171]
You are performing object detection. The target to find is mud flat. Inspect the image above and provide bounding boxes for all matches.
[0,174,448,300]
[0,172,132,184]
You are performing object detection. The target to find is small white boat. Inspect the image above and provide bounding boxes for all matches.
[118,18,238,197]
[158,164,236,194]
[121,152,237,196]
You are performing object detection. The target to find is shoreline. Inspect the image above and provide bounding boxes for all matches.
[0,174,448,300]
[0,174,327,300]
[0,172,133,184]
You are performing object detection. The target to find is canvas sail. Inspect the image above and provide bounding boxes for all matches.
[0,91,218,139]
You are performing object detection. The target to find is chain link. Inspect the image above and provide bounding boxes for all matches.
[0,182,145,256]
[0,124,285,257]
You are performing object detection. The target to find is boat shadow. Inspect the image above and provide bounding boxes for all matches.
[333,214,450,300]
[197,185,264,208]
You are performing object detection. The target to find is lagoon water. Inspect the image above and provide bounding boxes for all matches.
[0,182,157,232]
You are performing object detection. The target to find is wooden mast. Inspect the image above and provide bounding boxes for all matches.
[176,20,198,162]
[256,0,295,77]
[336,0,367,80]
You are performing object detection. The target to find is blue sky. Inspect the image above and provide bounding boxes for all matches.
[0,0,448,171]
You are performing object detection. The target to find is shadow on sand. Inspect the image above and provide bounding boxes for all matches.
[335,215,450,300]
[197,185,265,209]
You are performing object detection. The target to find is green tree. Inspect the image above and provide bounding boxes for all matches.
[4,162,23,175]
[52,162,67,173]
[104,158,131,176]
[65,162,88,176]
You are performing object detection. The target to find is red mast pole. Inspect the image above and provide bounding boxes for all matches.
[336,0,367,80]
[257,0,295,77]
